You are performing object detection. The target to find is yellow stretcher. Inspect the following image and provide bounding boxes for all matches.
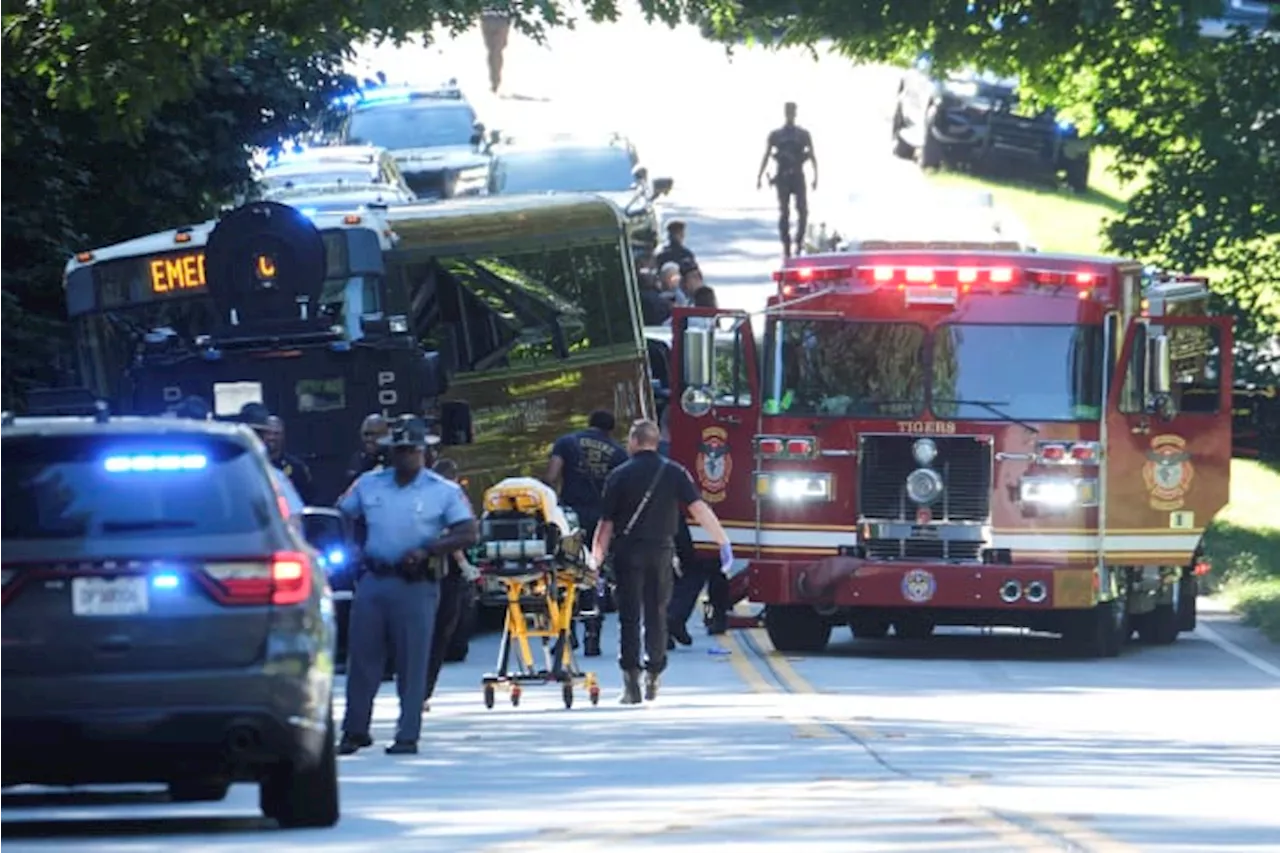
[477,478,600,709]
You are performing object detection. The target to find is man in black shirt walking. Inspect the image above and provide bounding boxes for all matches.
[591,419,733,704]
[545,409,628,656]
[757,102,819,260]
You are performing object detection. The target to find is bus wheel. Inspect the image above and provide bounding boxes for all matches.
[764,606,832,653]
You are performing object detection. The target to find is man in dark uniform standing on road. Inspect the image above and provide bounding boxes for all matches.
[591,420,733,704]
[239,403,315,503]
[544,410,627,656]
[757,102,819,259]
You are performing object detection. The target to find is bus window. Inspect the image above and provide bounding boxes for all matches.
[570,242,635,348]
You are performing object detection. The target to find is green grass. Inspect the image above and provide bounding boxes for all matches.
[1202,459,1280,642]
[923,149,1131,256]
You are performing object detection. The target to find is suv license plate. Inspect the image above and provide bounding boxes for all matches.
[72,577,149,616]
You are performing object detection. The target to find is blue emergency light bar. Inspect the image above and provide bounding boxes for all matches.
[103,453,208,473]
[332,80,462,110]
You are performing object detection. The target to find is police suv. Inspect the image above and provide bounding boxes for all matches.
[0,409,340,828]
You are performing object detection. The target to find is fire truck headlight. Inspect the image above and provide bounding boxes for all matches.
[756,472,833,502]
[1019,477,1099,508]
[912,438,938,466]
[905,468,944,505]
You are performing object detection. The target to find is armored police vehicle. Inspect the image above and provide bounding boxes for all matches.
[61,202,466,504]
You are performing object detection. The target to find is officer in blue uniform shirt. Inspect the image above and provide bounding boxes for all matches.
[336,416,478,755]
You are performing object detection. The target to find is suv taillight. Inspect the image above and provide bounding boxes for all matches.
[201,551,313,606]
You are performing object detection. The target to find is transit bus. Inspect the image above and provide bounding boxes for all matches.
[62,193,656,504]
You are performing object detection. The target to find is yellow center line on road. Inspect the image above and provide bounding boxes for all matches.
[720,628,1140,853]
[715,631,831,739]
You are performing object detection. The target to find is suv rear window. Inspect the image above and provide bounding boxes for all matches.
[1,434,275,540]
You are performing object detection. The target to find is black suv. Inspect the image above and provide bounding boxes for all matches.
[892,58,1091,192]
[1,413,339,828]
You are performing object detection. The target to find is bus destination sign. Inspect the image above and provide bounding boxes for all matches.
[149,251,207,295]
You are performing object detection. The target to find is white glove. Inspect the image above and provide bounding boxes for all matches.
[719,542,734,575]
[460,558,481,582]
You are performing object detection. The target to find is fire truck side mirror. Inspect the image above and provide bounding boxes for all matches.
[683,325,715,389]
[1147,334,1173,396]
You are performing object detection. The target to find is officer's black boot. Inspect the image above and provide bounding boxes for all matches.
[583,616,602,658]
[338,732,372,755]
[707,607,729,636]
[644,671,661,701]
[619,670,643,705]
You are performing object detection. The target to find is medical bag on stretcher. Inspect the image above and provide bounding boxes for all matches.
[479,477,583,564]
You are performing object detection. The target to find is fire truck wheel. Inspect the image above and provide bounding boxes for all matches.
[764,606,832,653]
[1136,603,1179,646]
[1137,574,1191,645]
[848,617,891,640]
[1063,598,1126,659]
[918,106,944,170]
[892,617,935,640]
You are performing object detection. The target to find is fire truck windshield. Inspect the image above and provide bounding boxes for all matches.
[763,319,1104,422]
[932,324,1104,422]
[763,319,927,416]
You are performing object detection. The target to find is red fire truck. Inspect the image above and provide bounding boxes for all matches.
[666,252,1231,657]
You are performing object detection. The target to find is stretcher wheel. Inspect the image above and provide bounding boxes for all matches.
[588,686,600,706]
[483,684,495,709]
[562,683,574,709]
[510,686,522,707]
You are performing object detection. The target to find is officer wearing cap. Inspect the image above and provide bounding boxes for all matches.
[336,416,478,755]
[238,403,315,504]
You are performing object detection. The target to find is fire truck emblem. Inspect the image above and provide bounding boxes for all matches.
[901,569,937,604]
[695,426,732,504]
[1143,434,1195,511]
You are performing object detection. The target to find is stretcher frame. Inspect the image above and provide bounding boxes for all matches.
[479,556,600,709]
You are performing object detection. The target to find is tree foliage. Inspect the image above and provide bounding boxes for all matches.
[1,31,358,406]
[3,0,1277,407]
[703,0,1277,372]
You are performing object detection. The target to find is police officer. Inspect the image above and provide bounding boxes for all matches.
[591,419,733,704]
[183,398,305,521]
[239,403,315,504]
[336,417,478,755]
[423,457,480,710]
[346,413,389,483]
[756,102,819,259]
[544,409,627,657]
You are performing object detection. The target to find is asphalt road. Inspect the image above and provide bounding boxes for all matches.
[6,15,1280,852]
[3,601,1278,850]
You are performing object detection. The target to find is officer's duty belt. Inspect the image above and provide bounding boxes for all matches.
[362,558,439,582]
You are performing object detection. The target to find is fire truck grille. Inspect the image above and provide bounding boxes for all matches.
[862,540,984,562]
[858,435,993,522]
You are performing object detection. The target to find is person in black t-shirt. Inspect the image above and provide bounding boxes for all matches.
[638,269,671,325]
[591,419,732,705]
[545,409,628,656]
[756,102,819,260]
[653,220,696,271]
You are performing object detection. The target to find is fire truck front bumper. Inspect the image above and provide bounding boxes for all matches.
[745,556,1098,611]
